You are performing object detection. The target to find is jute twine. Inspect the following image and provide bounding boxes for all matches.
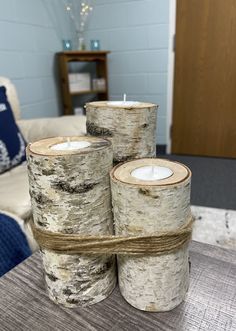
[31,216,194,256]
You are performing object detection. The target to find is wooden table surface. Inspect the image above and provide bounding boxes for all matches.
[0,241,235,331]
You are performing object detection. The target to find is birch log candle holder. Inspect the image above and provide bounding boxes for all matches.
[26,136,116,308]
[110,158,192,312]
[86,100,158,163]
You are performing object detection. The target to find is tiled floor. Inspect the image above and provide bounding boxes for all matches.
[192,205,236,250]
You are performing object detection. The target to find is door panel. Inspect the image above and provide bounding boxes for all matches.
[172,0,236,157]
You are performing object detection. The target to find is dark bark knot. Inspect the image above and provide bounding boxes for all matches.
[63,288,73,295]
[66,296,94,305]
[139,188,160,199]
[52,181,97,194]
[141,123,149,128]
[93,259,114,276]
[184,182,191,189]
[42,168,55,176]
[46,273,58,282]
[87,121,113,137]
[66,298,79,305]
[61,227,74,234]
[36,220,48,227]
[33,192,52,205]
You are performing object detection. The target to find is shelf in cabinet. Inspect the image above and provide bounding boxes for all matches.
[58,51,110,115]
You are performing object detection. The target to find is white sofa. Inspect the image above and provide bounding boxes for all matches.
[0,77,87,250]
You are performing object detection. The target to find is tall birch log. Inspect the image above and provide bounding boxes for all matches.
[27,136,116,308]
[111,158,192,312]
[86,101,158,163]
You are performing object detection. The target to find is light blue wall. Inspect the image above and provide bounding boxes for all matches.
[0,0,170,144]
[85,0,170,144]
[0,0,75,119]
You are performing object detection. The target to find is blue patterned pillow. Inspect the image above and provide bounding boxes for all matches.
[0,86,27,174]
[0,212,31,276]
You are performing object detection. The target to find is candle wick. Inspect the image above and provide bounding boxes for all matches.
[123,93,126,102]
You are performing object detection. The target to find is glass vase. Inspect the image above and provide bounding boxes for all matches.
[77,32,86,50]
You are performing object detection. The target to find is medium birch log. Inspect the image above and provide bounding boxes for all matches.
[86,101,158,163]
[111,158,192,312]
[27,136,116,308]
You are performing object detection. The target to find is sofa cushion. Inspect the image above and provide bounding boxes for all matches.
[0,86,27,174]
[17,115,87,143]
[0,163,31,220]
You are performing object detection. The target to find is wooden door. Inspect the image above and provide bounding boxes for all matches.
[172,0,236,157]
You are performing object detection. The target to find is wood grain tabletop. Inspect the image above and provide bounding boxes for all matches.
[0,241,235,331]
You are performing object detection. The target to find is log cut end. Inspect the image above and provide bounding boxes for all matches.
[85,101,157,110]
[111,158,191,187]
[27,136,111,157]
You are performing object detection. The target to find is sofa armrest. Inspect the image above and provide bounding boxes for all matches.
[17,115,87,143]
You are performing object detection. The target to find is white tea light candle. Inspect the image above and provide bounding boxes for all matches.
[131,166,173,181]
[107,94,141,107]
[50,140,91,151]
[107,101,141,107]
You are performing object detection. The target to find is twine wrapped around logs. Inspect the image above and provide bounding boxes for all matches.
[111,158,192,312]
[30,217,193,255]
[86,101,158,163]
[27,136,116,308]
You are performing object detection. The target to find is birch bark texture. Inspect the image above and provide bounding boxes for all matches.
[86,101,158,163]
[27,136,116,308]
[111,158,192,312]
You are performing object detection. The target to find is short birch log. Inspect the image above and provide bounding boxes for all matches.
[86,101,158,163]
[111,158,192,312]
[27,136,116,308]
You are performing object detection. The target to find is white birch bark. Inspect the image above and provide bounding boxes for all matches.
[111,159,192,312]
[86,101,157,163]
[27,137,116,308]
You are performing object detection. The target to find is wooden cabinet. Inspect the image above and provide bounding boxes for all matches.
[58,51,110,115]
